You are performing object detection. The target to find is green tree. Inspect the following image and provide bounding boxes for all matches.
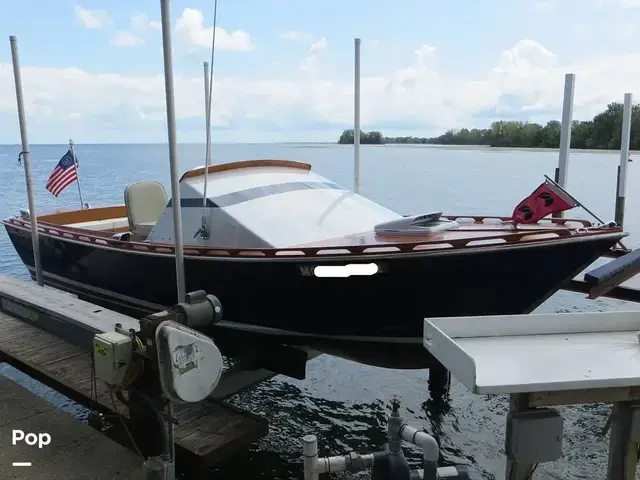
[338,129,385,144]
[337,102,640,150]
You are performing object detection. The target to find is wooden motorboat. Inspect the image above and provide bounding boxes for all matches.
[3,159,627,369]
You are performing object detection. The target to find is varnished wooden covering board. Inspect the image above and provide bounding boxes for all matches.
[37,205,127,226]
[0,310,267,466]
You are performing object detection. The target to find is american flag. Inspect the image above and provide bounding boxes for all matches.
[46,149,78,197]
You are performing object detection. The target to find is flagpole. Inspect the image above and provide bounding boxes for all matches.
[68,139,85,209]
[544,174,605,224]
[10,35,43,286]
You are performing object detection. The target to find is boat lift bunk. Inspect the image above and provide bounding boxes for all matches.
[423,310,640,480]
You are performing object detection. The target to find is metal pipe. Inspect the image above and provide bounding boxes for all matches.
[615,93,632,228]
[159,0,186,304]
[159,0,183,463]
[9,35,43,286]
[202,61,211,209]
[555,73,575,212]
[68,139,85,209]
[353,38,361,194]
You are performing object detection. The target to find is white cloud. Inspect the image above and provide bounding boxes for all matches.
[280,30,312,41]
[131,13,161,32]
[414,44,437,68]
[300,38,328,74]
[533,0,555,11]
[175,8,254,52]
[111,31,145,47]
[0,38,639,143]
[73,5,110,29]
[621,0,640,6]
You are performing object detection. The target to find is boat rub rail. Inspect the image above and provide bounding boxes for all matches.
[3,215,618,259]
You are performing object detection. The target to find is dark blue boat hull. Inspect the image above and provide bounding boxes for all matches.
[4,223,623,368]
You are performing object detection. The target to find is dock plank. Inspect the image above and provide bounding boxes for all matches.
[0,308,268,469]
[0,375,142,479]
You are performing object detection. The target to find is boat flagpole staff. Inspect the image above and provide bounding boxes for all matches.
[9,35,43,286]
[197,0,219,240]
[68,139,86,209]
[201,60,211,238]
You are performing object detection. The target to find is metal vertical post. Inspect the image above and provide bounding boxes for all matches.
[553,73,575,218]
[159,0,186,306]
[505,394,535,480]
[354,38,361,194]
[202,61,211,207]
[615,93,632,228]
[9,35,43,286]
[159,0,182,468]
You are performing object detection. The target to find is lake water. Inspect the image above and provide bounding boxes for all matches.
[1,143,638,479]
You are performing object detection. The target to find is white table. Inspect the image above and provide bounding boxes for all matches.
[423,311,640,480]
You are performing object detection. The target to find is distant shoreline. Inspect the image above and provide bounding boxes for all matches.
[336,143,640,155]
[338,103,640,152]
[1,142,637,155]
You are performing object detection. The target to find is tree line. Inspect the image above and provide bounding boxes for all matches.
[337,102,640,150]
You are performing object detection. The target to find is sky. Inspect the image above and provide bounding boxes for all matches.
[0,0,639,143]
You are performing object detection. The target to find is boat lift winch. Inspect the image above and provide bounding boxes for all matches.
[303,396,469,480]
[91,290,225,480]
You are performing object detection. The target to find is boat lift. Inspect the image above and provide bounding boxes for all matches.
[90,290,227,479]
[423,306,640,480]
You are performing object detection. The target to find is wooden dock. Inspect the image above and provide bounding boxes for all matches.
[0,274,269,472]
[0,374,143,479]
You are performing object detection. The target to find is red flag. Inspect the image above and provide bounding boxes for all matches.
[511,180,579,224]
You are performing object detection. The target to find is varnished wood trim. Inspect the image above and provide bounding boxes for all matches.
[3,216,624,261]
[180,159,312,182]
[37,205,127,225]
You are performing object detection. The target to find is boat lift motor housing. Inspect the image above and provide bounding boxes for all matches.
[91,291,227,480]
[173,290,223,329]
[154,320,224,403]
[91,289,227,404]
